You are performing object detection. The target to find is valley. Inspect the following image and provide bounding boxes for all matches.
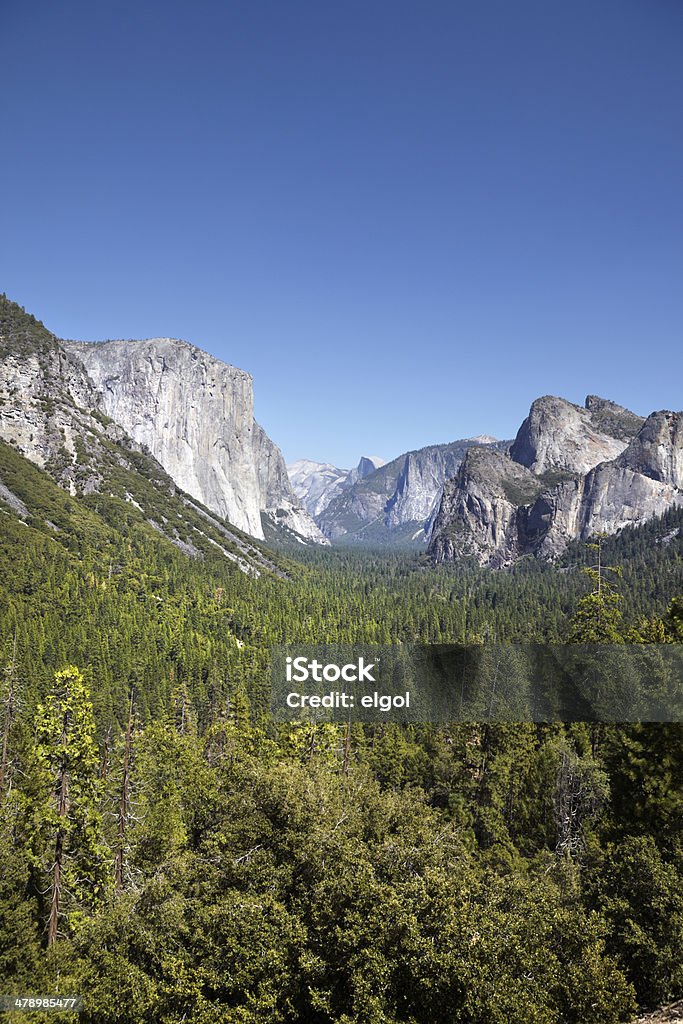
[0,294,682,1024]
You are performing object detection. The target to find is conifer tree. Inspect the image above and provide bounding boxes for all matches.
[567,537,624,643]
[32,665,106,945]
[0,628,19,800]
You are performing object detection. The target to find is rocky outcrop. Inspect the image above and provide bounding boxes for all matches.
[429,397,682,566]
[526,408,683,557]
[386,447,474,527]
[509,395,642,476]
[567,410,683,543]
[253,422,297,510]
[262,500,331,545]
[0,299,283,575]
[316,439,505,544]
[0,297,325,544]
[65,338,264,536]
[347,455,385,486]
[636,1000,683,1023]
[0,309,111,496]
[430,448,544,566]
[65,337,326,543]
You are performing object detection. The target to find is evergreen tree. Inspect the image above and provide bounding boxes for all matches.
[30,666,107,945]
[567,538,624,643]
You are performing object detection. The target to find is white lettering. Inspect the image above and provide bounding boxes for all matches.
[284,657,377,684]
[291,656,309,682]
[358,658,376,682]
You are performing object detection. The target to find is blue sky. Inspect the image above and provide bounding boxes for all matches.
[3,0,682,468]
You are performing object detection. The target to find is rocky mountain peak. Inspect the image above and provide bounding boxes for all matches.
[509,394,641,477]
[615,410,683,484]
[288,455,388,520]
[315,437,509,544]
[584,394,646,441]
[348,455,385,486]
[65,337,265,537]
[430,448,543,566]
[429,393,681,566]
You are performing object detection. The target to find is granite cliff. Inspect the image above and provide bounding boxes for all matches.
[62,337,326,544]
[429,395,683,566]
[0,297,326,545]
[314,438,506,545]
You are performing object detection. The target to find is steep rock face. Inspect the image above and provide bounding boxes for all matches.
[255,431,330,543]
[509,395,642,476]
[569,411,683,543]
[65,337,326,543]
[521,477,585,559]
[0,345,90,473]
[253,422,296,509]
[430,448,544,566]
[0,297,326,548]
[385,447,470,527]
[527,410,683,559]
[614,409,683,484]
[66,338,267,536]
[429,396,682,566]
[0,299,285,574]
[347,455,385,486]
[317,439,505,544]
[0,304,113,495]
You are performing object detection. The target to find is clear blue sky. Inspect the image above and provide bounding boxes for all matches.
[3,0,682,468]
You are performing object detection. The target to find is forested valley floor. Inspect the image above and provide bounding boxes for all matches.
[1,439,682,1023]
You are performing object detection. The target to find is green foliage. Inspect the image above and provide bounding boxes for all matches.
[0,294,56,360]
[501,476,543,506]
[567,538,625,643]
[28,667,108,941]
[28,753,638,1023]
[0,434,681,1018]
[567,590,624,643]
[587,836,683,1006]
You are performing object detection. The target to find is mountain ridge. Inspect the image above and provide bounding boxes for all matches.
[0,296,326,546]
[288,455,385,518]
[429,394,683,566]
[312,437,509,545]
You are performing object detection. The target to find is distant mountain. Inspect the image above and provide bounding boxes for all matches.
[429,394,683,566]
[288,460,348,517]
[288,455,385,517]
[0,296,327,546]
[314,438,507,545]
[347,455,386,485]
